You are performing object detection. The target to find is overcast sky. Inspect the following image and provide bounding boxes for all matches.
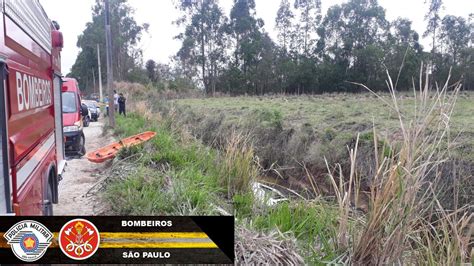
[40,0,473,74]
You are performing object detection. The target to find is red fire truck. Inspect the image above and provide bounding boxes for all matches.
[0,0,65,215]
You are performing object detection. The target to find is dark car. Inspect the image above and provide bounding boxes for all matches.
[83,100,100,122]
[89,93,100,102]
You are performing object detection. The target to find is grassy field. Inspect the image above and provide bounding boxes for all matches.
[171,92,474,205]
[104,83,473,264]
[174,92,474,150]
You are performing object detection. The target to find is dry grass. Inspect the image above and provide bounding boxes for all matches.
[220,131,259,198]
[325,65,472,264]
[115,81,204,101]
[325,133,360,250]
[235,225,304,265]
[416,205,473,264]
[115,81,149,99]
[129,100,156,121]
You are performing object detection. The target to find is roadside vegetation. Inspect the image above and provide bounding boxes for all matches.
[105,111,346,263]
[102,70,473,264]
[65,0,472,263]
[170,89,474,210]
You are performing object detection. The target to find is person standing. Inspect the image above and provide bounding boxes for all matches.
[113,90,119,112]
[118,93,126,116]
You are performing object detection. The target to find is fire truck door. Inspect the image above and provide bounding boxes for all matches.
[53,74,65,176]
[0,62,12,214]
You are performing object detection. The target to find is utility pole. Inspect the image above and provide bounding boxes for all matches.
[92,67,96,95]
[105,0,115,127]
[97,43,103,102]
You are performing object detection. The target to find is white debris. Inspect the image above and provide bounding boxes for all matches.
[252,182,288,206]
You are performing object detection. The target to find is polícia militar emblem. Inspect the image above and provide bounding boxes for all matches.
[58,218,100,260]
[3,220,53,262]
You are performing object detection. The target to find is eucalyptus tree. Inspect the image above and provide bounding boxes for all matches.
[469,13,474,47]
[275,0,296,93]
[424,0,443,54]
[70,0,148,91]
[175,0,228,95]
[293,0,321,56]
[385,18,423,90]
[275,0,294,51]
[319,0,389,90]
[439,15,470,65]
[228,0,266,93]
[145,59,157,83]
[437,15,472,89]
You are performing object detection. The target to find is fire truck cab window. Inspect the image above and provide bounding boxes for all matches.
[62,92,77,113]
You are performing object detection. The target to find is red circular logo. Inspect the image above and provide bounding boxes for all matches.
[58,219,100,260]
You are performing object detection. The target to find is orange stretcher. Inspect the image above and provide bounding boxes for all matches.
[85,131,156,163]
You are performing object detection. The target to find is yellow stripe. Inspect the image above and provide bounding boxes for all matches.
[1,241,217,249]
[100,242,217,248]
[52,232,209,239]
[2,233,217,249]
[100,232,209,239]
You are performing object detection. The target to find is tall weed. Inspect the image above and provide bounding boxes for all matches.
[220,131,258,198]
[326,65,469,264]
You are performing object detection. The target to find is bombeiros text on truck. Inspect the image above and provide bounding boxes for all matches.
[0,0,65,215]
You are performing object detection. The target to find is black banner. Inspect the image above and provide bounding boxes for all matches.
[0,216,234,264]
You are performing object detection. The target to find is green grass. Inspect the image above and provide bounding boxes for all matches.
[175,95,393,130]
[106,114,225,215]
[105,112,346,263]
[252,201,341,263]
[174,93,473,134]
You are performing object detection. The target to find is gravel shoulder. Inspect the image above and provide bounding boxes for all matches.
[54,118,114,215]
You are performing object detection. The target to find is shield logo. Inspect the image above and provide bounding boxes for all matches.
[58,218,100,260]
[3,220,53,262]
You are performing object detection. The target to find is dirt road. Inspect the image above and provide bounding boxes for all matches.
[55,119,113,215]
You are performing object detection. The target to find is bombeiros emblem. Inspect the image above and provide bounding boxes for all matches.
[59,218,100,260]
[3,220,53,262]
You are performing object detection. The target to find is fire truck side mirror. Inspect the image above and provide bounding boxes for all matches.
[52,20,60,30]
[52,30,63,49]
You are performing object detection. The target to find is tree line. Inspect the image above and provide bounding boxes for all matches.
[69,0,149,92]
[70,0,473,95]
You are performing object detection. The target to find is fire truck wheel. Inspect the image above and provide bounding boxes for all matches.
[84,116,90,127]
[78,134,86,156]
[44,175,54,216]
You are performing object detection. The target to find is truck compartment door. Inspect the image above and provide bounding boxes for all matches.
[53,74,66,177]
[0,62,12,214]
